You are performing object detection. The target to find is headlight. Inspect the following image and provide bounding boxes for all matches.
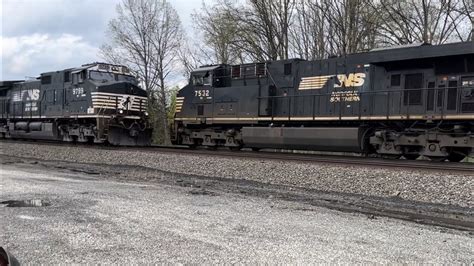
[119,109,124,114]
[144,112,149,116]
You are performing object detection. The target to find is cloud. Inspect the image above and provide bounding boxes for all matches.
[1,34,99,79]
[0,0,207,81]
[1,0,117,43]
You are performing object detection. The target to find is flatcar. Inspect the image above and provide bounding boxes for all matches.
[0,63,151,146]
[173,42,474,161]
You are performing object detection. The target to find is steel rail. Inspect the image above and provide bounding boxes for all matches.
[1,139,473,174]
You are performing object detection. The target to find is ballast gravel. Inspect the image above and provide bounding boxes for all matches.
[0,142,472,208]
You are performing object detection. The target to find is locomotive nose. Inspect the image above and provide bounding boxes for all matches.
[97,82,143,96]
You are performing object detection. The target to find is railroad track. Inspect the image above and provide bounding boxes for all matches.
[144,145,474,174]
[2,139,473,174]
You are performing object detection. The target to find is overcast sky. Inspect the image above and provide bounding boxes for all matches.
[0,0,205,81]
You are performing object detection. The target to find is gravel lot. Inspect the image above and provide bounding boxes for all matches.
[1,142,472,208]
[1,163,473,264]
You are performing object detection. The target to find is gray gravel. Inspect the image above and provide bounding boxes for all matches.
[1,142,473,207]
[1,163,473,264]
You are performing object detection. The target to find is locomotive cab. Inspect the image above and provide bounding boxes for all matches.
[66,64,148,117]
[190,65,230,88]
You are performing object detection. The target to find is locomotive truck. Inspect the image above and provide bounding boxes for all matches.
[173,41,474,161]
[0,63,151,146]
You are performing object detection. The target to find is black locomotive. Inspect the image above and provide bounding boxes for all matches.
[0,63,151,146]
[173,42,474,161]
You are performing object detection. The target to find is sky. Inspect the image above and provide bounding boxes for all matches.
[0,0,206,81]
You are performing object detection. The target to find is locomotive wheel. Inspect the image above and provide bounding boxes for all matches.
[426,156,447,162]
[403,154,419,160]
[447,152,466,162]
[381,154,401,160]
[205,145,217,150]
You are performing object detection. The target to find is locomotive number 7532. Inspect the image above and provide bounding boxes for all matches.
[194,89,210,97]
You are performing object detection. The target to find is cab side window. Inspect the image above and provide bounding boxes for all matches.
[72,70,86,85]
[193,75,203,86]
[41,75,52,85]
[64,71,71,83]
[202,72,211,86]
[79,70,86,83]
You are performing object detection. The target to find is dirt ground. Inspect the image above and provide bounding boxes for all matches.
[1,157,472,263]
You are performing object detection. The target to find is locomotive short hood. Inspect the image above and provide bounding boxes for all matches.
[96,82,147,97]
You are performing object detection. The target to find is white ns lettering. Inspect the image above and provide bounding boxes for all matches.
[335,73,366,88]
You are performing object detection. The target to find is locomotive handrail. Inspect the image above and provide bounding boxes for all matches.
[256,85,469,99]
[257,85,472,120]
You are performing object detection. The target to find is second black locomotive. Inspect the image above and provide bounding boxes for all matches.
[173,42,474,161]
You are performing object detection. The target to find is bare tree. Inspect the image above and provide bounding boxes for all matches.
[245,0,296,60]
[376,0,467,45]
[290,0,328,60]
[193,1,241,64]
[289,0,381,59]
[101,0,183,144]
[320,0,381,56]
[193,0,471,64]
[177,42,209,78]
[206,0,296,61]
[457,0,474,40]
[149,1,184,145]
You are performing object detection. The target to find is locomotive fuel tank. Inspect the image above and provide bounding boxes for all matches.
[14,122,29,131]
[242,127,367,152]
[13,122,43,131]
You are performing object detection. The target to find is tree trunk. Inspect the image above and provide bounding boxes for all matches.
[159,75,170,145]
[471,17,474,41]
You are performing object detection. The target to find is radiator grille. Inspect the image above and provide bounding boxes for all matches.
[461,102,474,113]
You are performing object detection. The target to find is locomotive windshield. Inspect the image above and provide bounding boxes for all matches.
[89,70,136,83]
[192,71,211,86]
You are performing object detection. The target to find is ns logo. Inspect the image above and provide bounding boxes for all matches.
[334,73,366,88]
[299,73,366,90]
[12,89,41,102]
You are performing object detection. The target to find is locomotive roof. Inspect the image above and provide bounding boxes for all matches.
[244,41,473,66]
[364,41,473,63]
[40,62,130,75]
[0,80,24,91]
[193,65,222,72]
[369,42,429,51]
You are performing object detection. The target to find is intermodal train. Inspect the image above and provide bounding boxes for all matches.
[172,42,474,162]
[0,63,151,146]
